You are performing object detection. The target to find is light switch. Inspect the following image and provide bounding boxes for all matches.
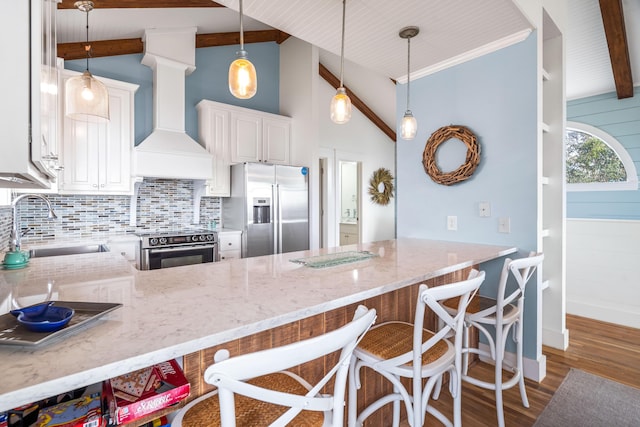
[498,217,511,233]
[479,202,491,217]
[447,216,457,231]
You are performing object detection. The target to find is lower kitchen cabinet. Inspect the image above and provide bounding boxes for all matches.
[59,71,138,195]
[217,229,242,261]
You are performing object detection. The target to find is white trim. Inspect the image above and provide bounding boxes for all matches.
[566,121,638,191]
[567,299,640,329]
[395,29,533,83]
[542,327,569,350]
[568,217,640,224]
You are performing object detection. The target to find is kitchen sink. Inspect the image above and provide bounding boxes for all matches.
[28,244,110,258]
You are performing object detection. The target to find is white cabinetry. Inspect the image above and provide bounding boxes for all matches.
[59,72,138,195]
[197,103,231,197]
[0,0,60,188]
[217,229,242,261]
[339,223,359,246]
[197,100,292,197]
[230,112,291,165]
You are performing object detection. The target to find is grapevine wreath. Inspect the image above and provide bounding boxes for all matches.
[422,125,480,185]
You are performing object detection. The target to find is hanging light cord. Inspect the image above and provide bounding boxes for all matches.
[406,35,411,111]
[84,8,90,71]
[339,0,346,87]
[239,0,245,51]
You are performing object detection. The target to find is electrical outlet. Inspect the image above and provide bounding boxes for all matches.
[479,202,491,217]
[498,217,511,233]
[447,216,457,231]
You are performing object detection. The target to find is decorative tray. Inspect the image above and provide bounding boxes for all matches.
[290,251,378,268]
[0,301,122,346]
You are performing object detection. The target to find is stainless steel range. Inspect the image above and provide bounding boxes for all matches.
[136,229,218,270]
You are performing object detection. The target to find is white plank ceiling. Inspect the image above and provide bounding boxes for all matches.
[56,0,639,100]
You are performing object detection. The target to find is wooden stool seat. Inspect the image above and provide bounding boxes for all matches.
[179,372,324,426]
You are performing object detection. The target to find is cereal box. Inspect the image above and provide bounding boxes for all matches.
[104,360,190,425]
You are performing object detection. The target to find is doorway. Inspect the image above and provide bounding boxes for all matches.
[338,160,361,246]
[317,150,363,248]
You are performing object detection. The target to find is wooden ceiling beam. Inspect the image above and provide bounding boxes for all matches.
[598,0,633,99]
[58,0,225,8]
[319,63,396,142]
[58,30,290,60]
[196,30,290,48]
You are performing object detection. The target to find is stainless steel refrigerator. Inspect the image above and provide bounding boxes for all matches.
[223,163,309,258]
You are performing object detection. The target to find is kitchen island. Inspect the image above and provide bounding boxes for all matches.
[0,238,516,415]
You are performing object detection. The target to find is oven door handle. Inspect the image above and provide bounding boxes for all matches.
[147,244,217,254]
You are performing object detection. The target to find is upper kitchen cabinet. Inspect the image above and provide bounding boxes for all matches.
[197,101,231,197]
[59,70,138,195]
[197,100,293,197]
[230,108,291,165]
[0,0,61,189]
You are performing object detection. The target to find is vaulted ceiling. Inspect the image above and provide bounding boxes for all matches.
[57,0,638,101]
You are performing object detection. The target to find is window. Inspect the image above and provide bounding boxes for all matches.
[565,121,638,191]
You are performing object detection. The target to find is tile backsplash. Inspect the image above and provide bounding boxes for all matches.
[1,179,222,251]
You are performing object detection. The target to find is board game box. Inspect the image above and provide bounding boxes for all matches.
[103,360,190,425]
[33,392,104,427]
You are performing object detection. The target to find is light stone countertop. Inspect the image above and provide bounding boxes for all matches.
[0,238,516,412]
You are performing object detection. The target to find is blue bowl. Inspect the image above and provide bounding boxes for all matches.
[10,301,54,318]
[11,304,74,333]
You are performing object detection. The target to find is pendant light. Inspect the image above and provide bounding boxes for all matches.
[229,0,257,99]
[399,26,419,140]
[65,0,109,123]
[330,0,352,124]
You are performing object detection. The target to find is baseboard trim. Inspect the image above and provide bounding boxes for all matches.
[567,300,640,329]
[542,327,569,350]
[478,343,547,382]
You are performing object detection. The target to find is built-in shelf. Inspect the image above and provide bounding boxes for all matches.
[541,279,550,290]
[541,122,550,133]
[542,68,551,81]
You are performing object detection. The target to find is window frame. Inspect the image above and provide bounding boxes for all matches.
[566,121,638,191]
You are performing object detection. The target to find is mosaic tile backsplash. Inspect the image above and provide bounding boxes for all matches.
[1,179,222,251]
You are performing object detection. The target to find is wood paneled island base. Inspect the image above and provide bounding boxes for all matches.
[183,267,477,426]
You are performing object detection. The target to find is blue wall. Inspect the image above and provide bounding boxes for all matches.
[65,42,280,145]
[396,33,539,358]
[567,87,640,219]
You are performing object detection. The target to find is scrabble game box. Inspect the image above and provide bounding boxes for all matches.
[103,360,190,425]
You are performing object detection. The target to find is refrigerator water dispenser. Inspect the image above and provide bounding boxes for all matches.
[253,197,271,224]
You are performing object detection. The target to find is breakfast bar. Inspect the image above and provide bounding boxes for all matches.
[0,238,516,417]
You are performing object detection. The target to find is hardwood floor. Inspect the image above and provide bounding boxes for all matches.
[396,314,640,426]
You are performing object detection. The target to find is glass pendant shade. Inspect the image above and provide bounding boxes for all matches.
[64,1,109,123]
[229,50,257,99]
[65,70,109,123]
[331,0,351,124]
[401,110,417,140]
[330,87,352,124]
[229,0,257,99]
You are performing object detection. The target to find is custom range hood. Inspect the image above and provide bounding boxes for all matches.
[134,27,213,180]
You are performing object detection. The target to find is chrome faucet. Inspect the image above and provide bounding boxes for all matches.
[10,194,57,252]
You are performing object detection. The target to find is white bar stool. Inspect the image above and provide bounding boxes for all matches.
[442,252,544,427]
[348,270,485,427]
[172,305,376,427]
